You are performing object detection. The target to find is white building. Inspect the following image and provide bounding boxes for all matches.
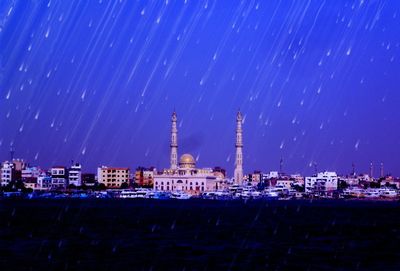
[21,166,43,190]
[153,111,225,195]
[276,179,294,189]
[37,175,52,190]
[21,167,42,179]
[305,171,338,193]
[291,174,305,186]
[154,154,224,194]
[68,163,82,187]
[51,166,67,189]
[340,176,360,187]
[1,161,14,186]
[268,171,279,179]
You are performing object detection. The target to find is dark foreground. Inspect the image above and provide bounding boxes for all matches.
[0,199,399,270]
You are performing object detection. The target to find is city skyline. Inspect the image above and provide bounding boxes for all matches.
[1,108,395,178]
[1,1,400,175]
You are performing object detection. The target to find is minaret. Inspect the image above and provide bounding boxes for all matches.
[170,111,178,170]
[234,111,243,185]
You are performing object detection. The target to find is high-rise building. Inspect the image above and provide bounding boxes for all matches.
[97,166,130,188]
[305,172,338,193]
[0,159,26,186]
[234,111,244,185]
[68,163,82,187]
[50,166,68,189]
[1,161,14,186]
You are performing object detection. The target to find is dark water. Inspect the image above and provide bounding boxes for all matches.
[0,199,399,270]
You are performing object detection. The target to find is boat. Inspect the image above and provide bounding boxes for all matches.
[379,189,398,198]
[170,191,192,199]
[119,190,149,198]
[364,190,380,198]
[152,192,170,200]
[262,190,279,199]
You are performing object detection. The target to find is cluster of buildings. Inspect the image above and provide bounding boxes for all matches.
[1,111,399,198]
[0,160,95,190]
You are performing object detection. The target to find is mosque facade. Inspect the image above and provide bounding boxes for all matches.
[153,110,244,195]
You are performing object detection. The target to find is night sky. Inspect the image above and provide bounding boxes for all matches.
[1,0,399,176]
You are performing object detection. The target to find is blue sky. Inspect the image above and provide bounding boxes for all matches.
[1,0,399,176]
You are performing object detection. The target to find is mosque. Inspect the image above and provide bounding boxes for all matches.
[153,110,244,195]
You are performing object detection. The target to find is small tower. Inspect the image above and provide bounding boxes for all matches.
[380,162,384,178]
[170,111,178,170]
[234,111,243,185]
[370,162,373,179]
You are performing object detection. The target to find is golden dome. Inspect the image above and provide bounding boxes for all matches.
[179,153,196,168]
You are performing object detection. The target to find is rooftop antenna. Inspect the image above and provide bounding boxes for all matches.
[380,162,384,178]
[352,162,355,176]
[279,157,283,174]
[10,146,15,161]
[370,162,373,179]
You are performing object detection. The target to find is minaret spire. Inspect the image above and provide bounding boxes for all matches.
[170,110,178,170]
[234,110,243,185]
